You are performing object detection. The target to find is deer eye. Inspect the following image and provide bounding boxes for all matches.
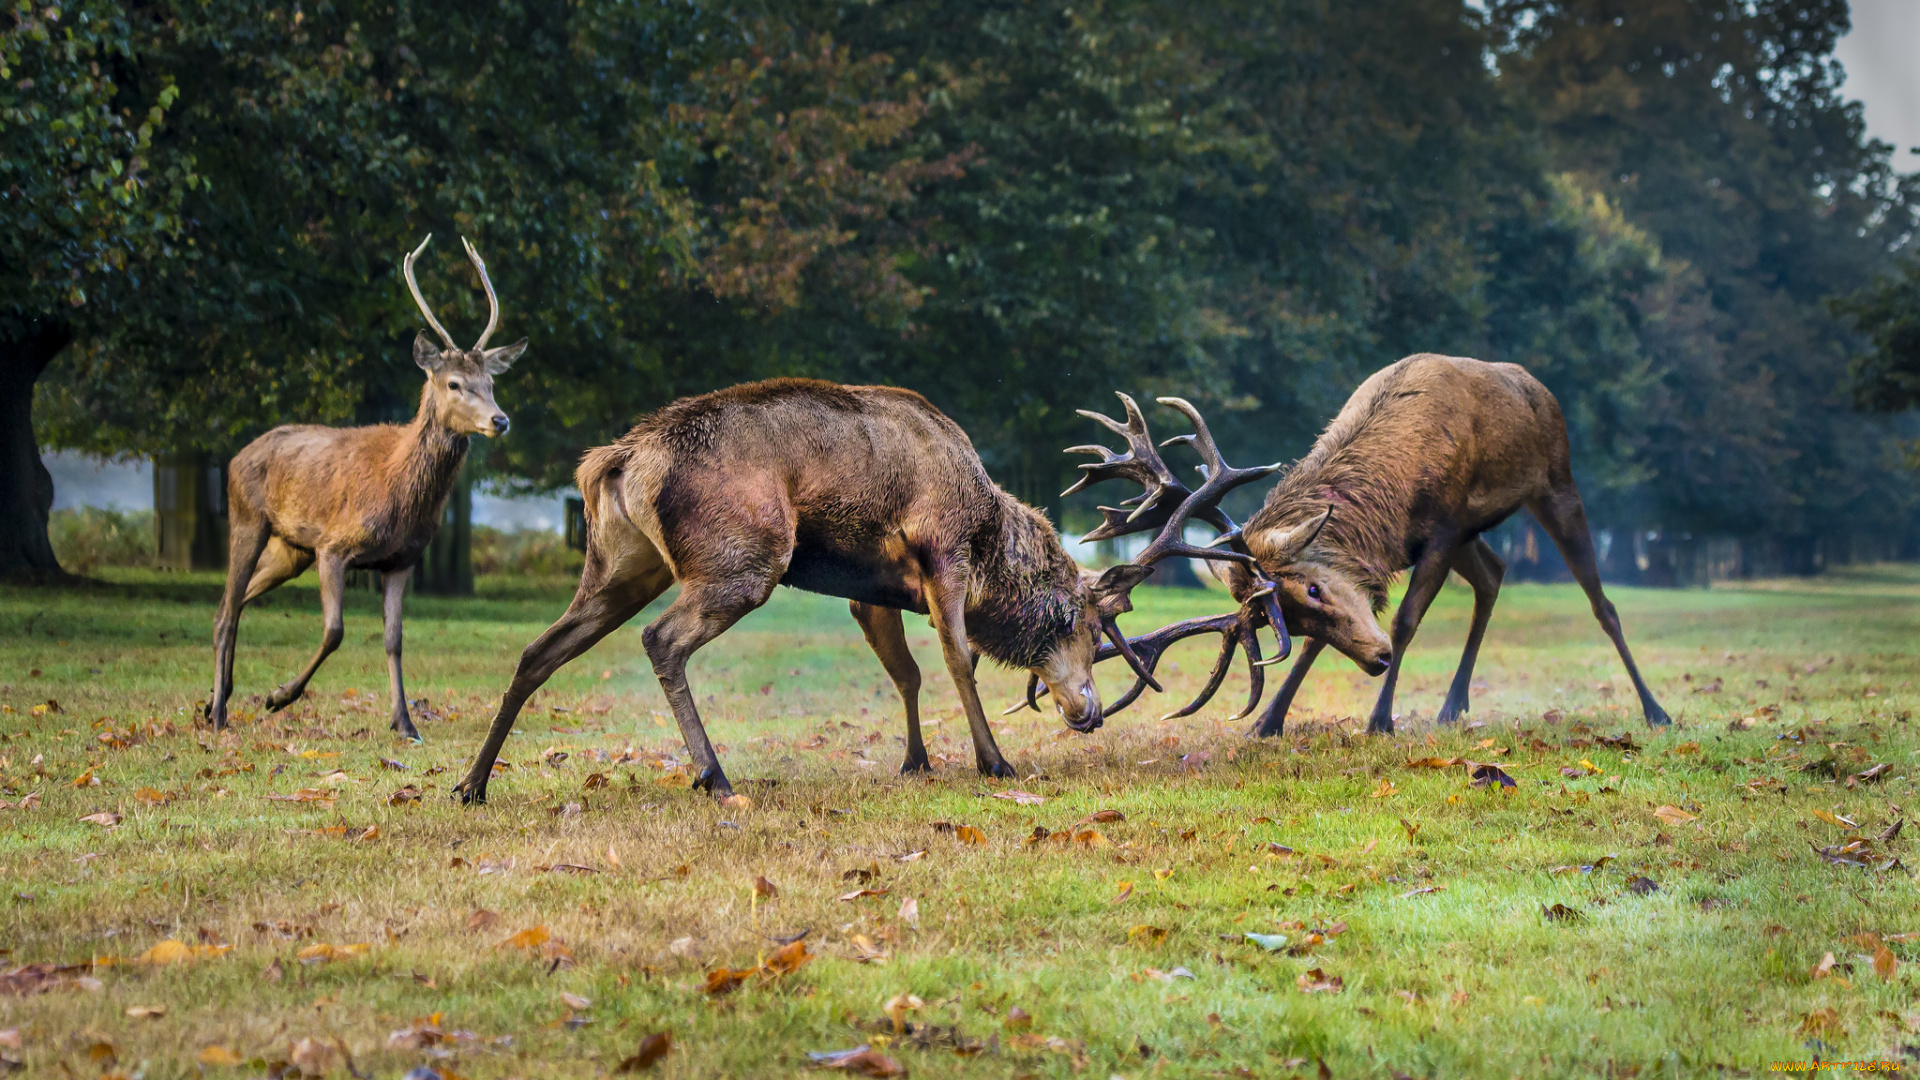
[447,380,463,392]
[1307,583,1323,601]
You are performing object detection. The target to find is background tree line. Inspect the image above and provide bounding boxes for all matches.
[5,0,1917,582]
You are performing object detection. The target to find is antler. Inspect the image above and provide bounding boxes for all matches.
[1023,393,1292,722]
[404,235,458,352]
[462,236,501,351]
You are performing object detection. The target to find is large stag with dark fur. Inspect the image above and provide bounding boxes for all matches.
[207,236,526,738]
[453,378,1152,805]
[1073,354,1670,735]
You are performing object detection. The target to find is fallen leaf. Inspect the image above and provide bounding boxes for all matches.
[1297,968,1344,994]
[1812,951,1838,980]
[808,1045,906,1077]
[1072,828,1110,847]
[289,1036,337,1075]
[388,786,422,806]
[1811,808,1859,829]
[1875,943,1899,982]
[1243,932,1288,951]
[125,1004,165,1019]
[753,876,779,900]
[762,939,813,976]
[263,789,336,805]
[1109,881,1134,904]
[1468,762,1516,789]
[467,909,500,933]
[296,942,371,964]
[78,812,122,827]
[1127,925,1168,945]
[991,789,1047,806]
[954,825,986,846]
[560,992,592,1011]
[499,926,552,951]
[615,1031,673,1072]
[197,1045,245,1067]
[897,896,919,927]
[1625,876,1659,895]
[1652,805,1698,825]
[1405,757,1464,769]
[1800,1007,1844,1035]
[1370,778,1396,799]
[883,992,924,1034]
[1399,818,1420,843]
[837,888,889,902]
[1401,885,1445,898]
[131,787,174,806]
[718,793,754,810]
[1541,903,1584,923]
[1003,1006,1033,1031]
[703,966,757,995]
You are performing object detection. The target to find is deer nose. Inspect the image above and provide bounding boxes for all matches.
[490,414,510,436]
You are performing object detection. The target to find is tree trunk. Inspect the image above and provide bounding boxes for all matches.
[0,317,73,579]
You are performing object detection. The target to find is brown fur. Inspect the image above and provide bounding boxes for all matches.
[1233,354,1669,735]
[207,333,524,737]
[456,378,1107,803]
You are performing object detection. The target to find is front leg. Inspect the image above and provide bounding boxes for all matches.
[1367,540,1459,735]
[381,568,421,741]
[849,602,931,775]
[923,570,1015,778]
[1250,638,1324,738]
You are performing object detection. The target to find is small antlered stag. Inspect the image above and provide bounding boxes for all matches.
[1142,353,1669,735]
[452,378,1151,805]
[207,235,526,738]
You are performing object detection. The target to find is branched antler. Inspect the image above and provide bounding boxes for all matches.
[1014,393,1292,723]
[404,234,503,352]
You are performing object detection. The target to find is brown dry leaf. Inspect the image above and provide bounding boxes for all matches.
[954,825,986,846]
[1072,828,1111,848]
[289,1036,337,1075]
[1399,818,1420,843]
[387,786,422,806]
[763,939,813,976]
[837,888,890,902]
[1297,968,1344,994]
[1800,1007,1844,1035]
[126,1004,165,1019]
[1083,809,1125,824]
[1669,741,1701,755]
[719,793,754,810]
[848,935,888,964]
[811,1046,907,1077]
[1812,951,1838,980]
[1370,778,1396,799]
[615,1031,673,1072]
[897,896,920,927]
[263,789,336,805]
[296,942,371,965]
[884,992,925,1034]
[72,766,96,787]
[560,992,592,1011]
[499,926,553,951]
[467,909,501,933]
[197,1046,245,1067]
[1003,1006,1033,1031]
[131,788,173,807]
[753,876,779,900]
[991,789,1047,806]
[1876,944,1900,982]
[583,772,610,790]
[1468,762,1516,789]
[1405,756,1464,769]
[1109,881,1134,904]
[1127,925,1168,945]
[138,939,233,965]
[88,1040,115,1063]
[703,966,757,995]
[1652,805,1698,825]
[78,811,122,827]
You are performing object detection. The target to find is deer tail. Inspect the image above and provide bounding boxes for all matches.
[575,443,633,539]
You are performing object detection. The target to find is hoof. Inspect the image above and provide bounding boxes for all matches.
[1365,716,1396,736]
[691,765,730,794]
[391,717,422,743]
[1435,701,1467,726]
[264,687,299,712]
[1644,704,1673,727]
[452,779,487,806]
[899,757,934,776]
[978,759,1017,779]
[1249,719,1284,739]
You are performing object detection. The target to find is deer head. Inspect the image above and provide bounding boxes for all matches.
[1238,508,1393,676]
[404,235,527,438]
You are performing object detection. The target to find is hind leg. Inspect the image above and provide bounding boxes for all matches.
[1249,638,1324,738]
[1435,538,1505,725]
[455,538,672,804]
[642,574,779,800]
[1529,484,1670,726]
[850,602,931,775]
[265,551,347,712]
[209,517,272,730]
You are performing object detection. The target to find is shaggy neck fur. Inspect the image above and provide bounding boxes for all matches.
[393,381,471,524]
[964,493,1082,669]
[1246,408,1421,613]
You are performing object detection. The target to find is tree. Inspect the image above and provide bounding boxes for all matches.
[1,1,193,576]
[1837,256,1920,418]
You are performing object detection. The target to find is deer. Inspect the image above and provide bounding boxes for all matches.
[206,235,526,739]
[1052,354,1671,737]
[451,378,1159,806]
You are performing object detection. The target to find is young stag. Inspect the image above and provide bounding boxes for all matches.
[453,379,1148,805]
[1197,353,1670,735]
[207,236,526,738]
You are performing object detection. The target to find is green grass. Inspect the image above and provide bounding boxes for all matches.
[3,565,1920,1078]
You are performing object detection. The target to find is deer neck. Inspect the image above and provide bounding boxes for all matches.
[964,495,1079,668]
[396,384,472,518]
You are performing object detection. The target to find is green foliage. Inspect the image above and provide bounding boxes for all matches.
[470,526,582,579]
[46,506,153,573]
[1836,256,1920,415]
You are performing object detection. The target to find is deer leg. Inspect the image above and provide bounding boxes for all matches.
[1249,638,1325,739]
[266,552,348,712]
[850,602,930,775]
[1367,540,1459,735]
[923,572,1015,778]
[1436,538,1505,725]
[381,567,419,742]
[454,547,668,804]
[1529,489,1671,727]
[642,578,773,800]
[209,519,272,730]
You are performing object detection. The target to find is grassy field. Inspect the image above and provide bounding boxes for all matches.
[3,565,1920,1078]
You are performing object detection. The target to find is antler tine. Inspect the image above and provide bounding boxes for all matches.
[403,235,458,352]
[1130,398,1283,570]
[1062,394,1194,542]
[461,236,501,351]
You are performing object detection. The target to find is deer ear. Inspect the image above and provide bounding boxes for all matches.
[1091,563,1153,615]
[1265,506,1334,564]
[482,338,528,374]
[414,331,446,372]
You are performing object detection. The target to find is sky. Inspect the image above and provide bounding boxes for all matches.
[1835,0,1920,160]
